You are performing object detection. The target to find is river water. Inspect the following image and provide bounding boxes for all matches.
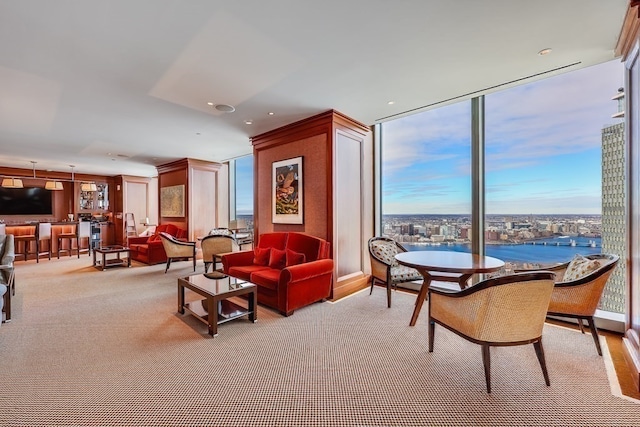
[402,236,602,264]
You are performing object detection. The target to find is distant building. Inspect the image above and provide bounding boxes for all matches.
[600,88,626,314]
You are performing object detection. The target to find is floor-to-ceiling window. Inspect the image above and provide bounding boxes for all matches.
[380,59,625,316]
[381,101,471,250]
[231,154,254,230]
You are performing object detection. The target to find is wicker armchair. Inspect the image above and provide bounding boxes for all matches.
[201,234,239,273]
[522,254,619,356]
[428,272,556,393]
[159,232,196,274]
[368,236,422,308]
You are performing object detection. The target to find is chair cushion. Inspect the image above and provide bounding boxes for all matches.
[254,247,271,266]
[390,265,423,283]
[268,248,287,270]
[562,254,602,282]
[286,249,306,267]
[370,240,399,266]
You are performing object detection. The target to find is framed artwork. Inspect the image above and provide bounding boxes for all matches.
[272,156,303,224]
[160,184,185,217]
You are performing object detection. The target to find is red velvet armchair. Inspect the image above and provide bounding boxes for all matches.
[221,232,333,316]
[128,224,187,265]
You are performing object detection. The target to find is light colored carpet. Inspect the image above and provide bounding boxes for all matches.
[0,256,638,426]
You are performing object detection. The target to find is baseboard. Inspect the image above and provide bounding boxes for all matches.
[623,330,640,392]
[331,273,369,301]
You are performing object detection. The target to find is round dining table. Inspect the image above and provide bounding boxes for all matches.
[395,251,505,326]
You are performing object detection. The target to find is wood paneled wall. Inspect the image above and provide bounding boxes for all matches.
[251,110,373,299]
[156,158,222,242]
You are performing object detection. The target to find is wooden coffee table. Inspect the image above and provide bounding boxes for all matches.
[177,272,257,337]
[93,245,131,271]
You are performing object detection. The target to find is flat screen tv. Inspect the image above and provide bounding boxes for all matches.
[0,187,53,215]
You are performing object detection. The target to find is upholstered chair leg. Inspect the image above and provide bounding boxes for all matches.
[482,344,491,393]
[533,340,551,386]
[164,258,172,274]
[386,282,392,308]
[369,277,375,295]
[204,262,210,274]
[428,320,435,352]
[192,255,196,271]
[586,317,602,356]
[577,318,585,334]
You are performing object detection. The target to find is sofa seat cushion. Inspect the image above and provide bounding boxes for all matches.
[250,268,281,291]
[228,265,270,282]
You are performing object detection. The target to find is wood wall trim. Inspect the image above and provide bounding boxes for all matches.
[616,3,640,59]
[251,110,370,148]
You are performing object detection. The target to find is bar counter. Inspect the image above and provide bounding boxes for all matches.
[5,221,115,260]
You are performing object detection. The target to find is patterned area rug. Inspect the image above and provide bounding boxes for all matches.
[0,256,638,426]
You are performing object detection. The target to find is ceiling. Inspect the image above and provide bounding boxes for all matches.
[0,0,629,177]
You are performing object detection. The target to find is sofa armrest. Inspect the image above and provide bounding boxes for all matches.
[127,236,149,245]
[221,250,256,272]
[281,259,334,284]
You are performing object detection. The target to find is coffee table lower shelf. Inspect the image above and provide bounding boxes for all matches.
[177,274,257,337]
[184,299,252,325]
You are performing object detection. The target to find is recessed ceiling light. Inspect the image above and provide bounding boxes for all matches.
[268,112,275,116]
[538,48,552,56]
[214,104,236,113]
[207,102,214,106]
[387,101,395,105]
[244,120,253,125]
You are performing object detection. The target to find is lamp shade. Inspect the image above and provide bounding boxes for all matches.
[1,178,24,188]
[45,181,64,190]
[81,182,97,191]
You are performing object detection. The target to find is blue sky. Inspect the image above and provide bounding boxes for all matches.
[382,59,625,215]
[234,155,254,215]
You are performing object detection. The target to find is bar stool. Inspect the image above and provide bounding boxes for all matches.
[57,223,77,258]
[36,222,52,261]
[58,222,92,258]
[14,225,38,262]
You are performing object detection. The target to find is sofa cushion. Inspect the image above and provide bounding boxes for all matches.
[286,232,328,262]
[269,248,287,270]
[286,249,306,267]
[562,254,601,282]
[253,247,271,266]
[257,232,288,250]
[250,268,281,291]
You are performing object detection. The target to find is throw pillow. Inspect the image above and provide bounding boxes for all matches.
[562,254,601,282]
[286,249,306,267]
[269,248,287,270]
[147,233,161,243]
[253,247,271,266]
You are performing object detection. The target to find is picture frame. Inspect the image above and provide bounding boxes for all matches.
[272,156,303,224]
[160,184,185,217]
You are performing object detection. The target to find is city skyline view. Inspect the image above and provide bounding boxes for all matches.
[382,59,625,215]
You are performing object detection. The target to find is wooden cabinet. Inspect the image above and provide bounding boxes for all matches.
[78,183,109,213]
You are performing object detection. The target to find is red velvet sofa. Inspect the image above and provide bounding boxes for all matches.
[221,232,333,316]
[128,224,187,265]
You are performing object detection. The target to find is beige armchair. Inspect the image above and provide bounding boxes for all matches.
[0,234,15,323]
[530,254,619,356]
[428,272,556,393]
[368,236,422,307]
[159,232,196,274]
[201,234,239,273]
